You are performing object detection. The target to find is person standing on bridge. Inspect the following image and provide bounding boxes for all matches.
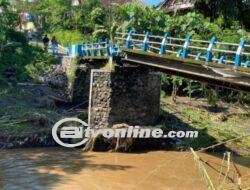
[51,36,58,55]
[42,34,49,52]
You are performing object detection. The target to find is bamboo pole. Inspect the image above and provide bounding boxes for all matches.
[190,148,216,190]
[197,135,249,152]
[219,152,231,190]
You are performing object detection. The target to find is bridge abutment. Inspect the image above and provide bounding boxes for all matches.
[88,68,161,128]
[47,56,161,128]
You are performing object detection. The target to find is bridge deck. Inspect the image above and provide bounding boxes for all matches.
[122,49,250,92]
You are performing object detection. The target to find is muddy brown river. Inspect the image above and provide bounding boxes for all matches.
[0,148,249,190]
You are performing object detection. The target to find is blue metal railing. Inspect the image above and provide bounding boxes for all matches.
[66,39,121,58]
[66,31,250,68]
[115,31,250,68]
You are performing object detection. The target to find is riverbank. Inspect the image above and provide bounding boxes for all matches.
[0,83,86,149]
[161,97,250,156]
[0,83,249,155]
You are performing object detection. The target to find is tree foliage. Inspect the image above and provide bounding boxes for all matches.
[0,0,249,103]
[30,0,72,32]
[195,0,248,27]
[113,3,249,42]
[0,0,18,46]
[21,0,249,45]
[29,0,102,33]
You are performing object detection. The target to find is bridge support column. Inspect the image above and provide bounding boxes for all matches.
[88,68,161,128]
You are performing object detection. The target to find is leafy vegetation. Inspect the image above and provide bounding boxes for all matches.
[12,0,249,45]
[50,30,84,46]
[2,0,249,98]
[0,0,249,152]
[0,1,55,84]
[195,0,249,28]
[0,0,18,50]
[0,44,55,83]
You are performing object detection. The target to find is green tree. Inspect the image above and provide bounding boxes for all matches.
[195,0,246,27]
[29,0,102,35]
[114,2,171,34]
[0,0,18,51]
[30,0,72,32]
[73,0,102,34]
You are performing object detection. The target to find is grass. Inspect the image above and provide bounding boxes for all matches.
[0,42,78,136]
[67,58,78,86]
[0,87,61,135]
[0,42,58,135]
[0,40,249,153]
[1,85,249,154]
[161,97,250,155]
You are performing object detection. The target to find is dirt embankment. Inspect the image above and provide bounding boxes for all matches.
[0,65,88,149]
[0,62,249,154]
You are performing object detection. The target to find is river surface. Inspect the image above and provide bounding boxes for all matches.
[0,148,249,190]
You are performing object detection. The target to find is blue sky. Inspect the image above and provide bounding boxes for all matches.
[143,0,163,6]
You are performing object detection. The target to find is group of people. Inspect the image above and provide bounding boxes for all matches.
[42,34,58,55]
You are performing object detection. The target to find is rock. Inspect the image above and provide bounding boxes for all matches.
[44,68,68,89]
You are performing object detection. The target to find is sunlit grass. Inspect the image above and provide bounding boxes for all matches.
[161,99,250,155]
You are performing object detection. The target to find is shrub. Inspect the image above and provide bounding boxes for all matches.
[50,30,84,46]
[0,44,55,83]
[6,30,28,45]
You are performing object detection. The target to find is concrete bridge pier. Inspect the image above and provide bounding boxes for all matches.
[88,67,161,128]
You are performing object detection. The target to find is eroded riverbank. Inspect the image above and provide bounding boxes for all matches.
[0,84,249,156]
[0,148,249,190]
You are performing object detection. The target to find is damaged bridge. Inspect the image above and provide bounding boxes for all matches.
[66,31,250,92]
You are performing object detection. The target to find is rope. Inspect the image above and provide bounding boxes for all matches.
[197,135,249,153]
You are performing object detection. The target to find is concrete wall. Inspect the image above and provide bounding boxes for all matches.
[89,68,161,128]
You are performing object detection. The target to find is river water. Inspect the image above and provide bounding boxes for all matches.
[0,148,249,190]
